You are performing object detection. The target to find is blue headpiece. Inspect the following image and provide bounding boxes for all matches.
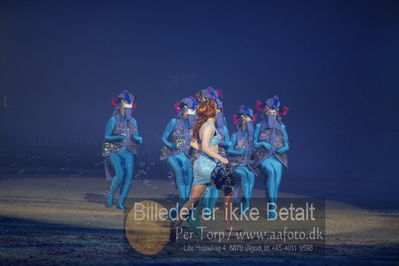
[255,95,289,117]
[204,86,223,109]
[174,96,198,113]
[239,105,254,118]
[111,90,136,109]
[266,95,280,110]
[180,96,198,110]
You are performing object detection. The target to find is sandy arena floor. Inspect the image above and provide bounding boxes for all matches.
[0,174,398,265]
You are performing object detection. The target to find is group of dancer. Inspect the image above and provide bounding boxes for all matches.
[101,87,289,234]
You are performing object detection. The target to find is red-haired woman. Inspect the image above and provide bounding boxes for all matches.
[171,91,242,238]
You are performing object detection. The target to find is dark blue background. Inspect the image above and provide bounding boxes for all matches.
[1,0,398,207]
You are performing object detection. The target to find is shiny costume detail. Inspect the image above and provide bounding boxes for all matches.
[102,91,143,209]
[102,115,138,157]
[227,106,256,215]
[253,96,289,219]
[161,97,197,209]
[160,117,193,160]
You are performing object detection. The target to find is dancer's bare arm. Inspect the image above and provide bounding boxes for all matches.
[190,139,200,150]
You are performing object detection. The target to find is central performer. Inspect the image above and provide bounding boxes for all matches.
[171,90,242,237]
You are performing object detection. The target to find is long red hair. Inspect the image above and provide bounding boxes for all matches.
[193,99,217,141]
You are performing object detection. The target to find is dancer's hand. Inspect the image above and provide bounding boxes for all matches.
[219,157,229,165]
[239,148,247,155]
[221,141,233,149]
[132,135,143,144]
[115,135,127,142]
[168,143,178,150]
[276,146,287,154]
[263,142,273,151]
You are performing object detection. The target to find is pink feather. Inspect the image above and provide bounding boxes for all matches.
[279,106,289,116]
[111,97,119,108]
[216,89,223,99]
[173,101,181,113]
[253,113,257,123]
[132,103,137,110]
[255,100,265,112]
[232,114,240,125]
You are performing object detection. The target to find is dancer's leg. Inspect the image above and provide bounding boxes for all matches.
[107,153,123,206]
[174,184,207,229]
[224,190,243,232]
[269,156,283,201]
[118,149,129,195]
[233,166,248,213]
[259,157,282,219]
[203,185,219,218]
[243,167,255,213]
[180,153,193,200]
[259,159,275,201]
[167,155,186,201]
[118,151,135,209]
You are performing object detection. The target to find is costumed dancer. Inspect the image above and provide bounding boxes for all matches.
[171,91,242,240]
[102,90,143,209]
[226,105,256,215]
[201,87,231,214]
[160,96,198,209]
[253,95,289,219]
